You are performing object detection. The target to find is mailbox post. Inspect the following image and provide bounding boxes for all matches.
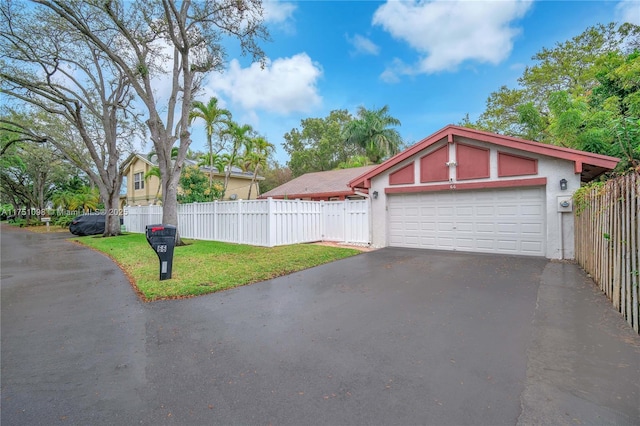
[145,224,177,280]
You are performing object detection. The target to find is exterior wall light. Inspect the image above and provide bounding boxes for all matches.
[372,191,379,199]
[560,179,568,191]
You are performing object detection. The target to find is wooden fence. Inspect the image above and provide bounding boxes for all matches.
[123,198,370,247]
[574,172,639,332]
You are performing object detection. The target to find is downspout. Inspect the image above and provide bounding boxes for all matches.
[559,211,564,259]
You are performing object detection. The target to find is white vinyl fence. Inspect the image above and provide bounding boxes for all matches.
[123,198,370,247]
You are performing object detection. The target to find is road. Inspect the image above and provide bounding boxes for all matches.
[2,225,639,425]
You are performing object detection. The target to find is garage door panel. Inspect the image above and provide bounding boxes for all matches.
[476,206,495,216]
[419,235,437,246]
[521,204,543,216]
[456,206,474,216]
[420,206,437,217]
[497,205,519,216]
[438,206,454,216]
[456,221,474,232]
[497,239,518,251]
[476,239,496,250]
[476,222,495,233]
[388,187,545,257]
[521,241,544,253]
[438,221,454,231]
[497,223,518,234]
[521,223,543,234]
[405,235,419,245]
[436,237,455,248]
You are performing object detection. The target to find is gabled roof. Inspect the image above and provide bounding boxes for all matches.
[260,165,377,199]
[121,153,154,173]
[349,125,620,188]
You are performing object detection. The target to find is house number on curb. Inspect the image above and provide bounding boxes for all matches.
[156,245,168,253]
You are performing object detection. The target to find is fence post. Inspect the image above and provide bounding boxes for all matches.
[319,200,325,240]
[343,199,349,243]
[267,197,276,247]
[237,199,243,244]
[212,200,217,241]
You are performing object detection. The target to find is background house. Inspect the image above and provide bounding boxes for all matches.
[259,165,377,201]
[349,125,619,260]
[121,153,263,206]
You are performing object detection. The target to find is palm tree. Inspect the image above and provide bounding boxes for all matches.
[144,166,162,203]
[145,148,179,203]
[243,136,274,199]
[343,105,403,163]
[51,190,75,210]
[189,97,232,190]
[68,186,100,213]
[221,121,254,196]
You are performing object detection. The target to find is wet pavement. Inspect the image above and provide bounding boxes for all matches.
[1,225,639,425]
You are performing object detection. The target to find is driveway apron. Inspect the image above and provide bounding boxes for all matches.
[1,225,638,425]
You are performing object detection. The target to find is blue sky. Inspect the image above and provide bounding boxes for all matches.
[190,0,640,164]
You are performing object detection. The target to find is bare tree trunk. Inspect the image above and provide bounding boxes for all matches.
[162,169,183,245]
[105,190,122,236]
[248,166,260,200]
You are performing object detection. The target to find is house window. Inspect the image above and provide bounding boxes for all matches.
[134,172,144,190]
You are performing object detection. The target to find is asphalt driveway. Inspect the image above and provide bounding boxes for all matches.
[1,225,639,425]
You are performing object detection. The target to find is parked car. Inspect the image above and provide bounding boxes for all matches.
[69,214,106,236]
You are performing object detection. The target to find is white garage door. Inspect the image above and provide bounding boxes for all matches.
[388,187,546,256]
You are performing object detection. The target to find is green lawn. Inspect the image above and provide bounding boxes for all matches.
[72,234,360,301]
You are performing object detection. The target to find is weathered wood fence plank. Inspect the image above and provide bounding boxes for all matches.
[575,172,640,333]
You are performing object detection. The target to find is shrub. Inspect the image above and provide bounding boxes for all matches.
[54,215,74,227]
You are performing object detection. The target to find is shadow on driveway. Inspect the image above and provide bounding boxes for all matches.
[2,225,638,425]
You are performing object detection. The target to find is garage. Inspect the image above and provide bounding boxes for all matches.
[387,186,546,256]
[349,125,620,259]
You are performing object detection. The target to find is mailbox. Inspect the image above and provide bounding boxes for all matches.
[145,224,177,280]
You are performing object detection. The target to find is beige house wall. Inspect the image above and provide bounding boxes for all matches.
[125,157,161,206]
[123,156,261,205]
[223,178,260,200]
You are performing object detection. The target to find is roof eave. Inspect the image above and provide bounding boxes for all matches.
[259,190,356,200]
[349,125,620,186]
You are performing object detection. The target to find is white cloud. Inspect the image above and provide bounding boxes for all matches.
[206,53,323,115]
[373,0,532,75]
[615,0,640,25]
[346,33,380,56]
[263,1,296,25]
[379,58,413,83]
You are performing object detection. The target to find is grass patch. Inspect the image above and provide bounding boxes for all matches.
[72,233,361,301]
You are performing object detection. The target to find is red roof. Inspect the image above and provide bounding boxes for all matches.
[349,125,620,188]
[260,165,377,199]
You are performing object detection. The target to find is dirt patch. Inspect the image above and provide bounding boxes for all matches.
[311,241,376,252]
[20,225,71,234]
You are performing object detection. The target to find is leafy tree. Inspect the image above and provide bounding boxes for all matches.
[472,23,640,137]
[468,23,640,170]
[259,161,292,194]
[28,0,268,243]
[67,186,100,213]
[240,136,274,199]
[177,166,223,203]
[189,97,232,190]
[343,105,403,164]
[197,152,226,175]
[221,122,254,195]
[144,166,162,203]
[336,155,372,169]
[0,127,73,218]
[283,109,359,177]
[0,3,142,236]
